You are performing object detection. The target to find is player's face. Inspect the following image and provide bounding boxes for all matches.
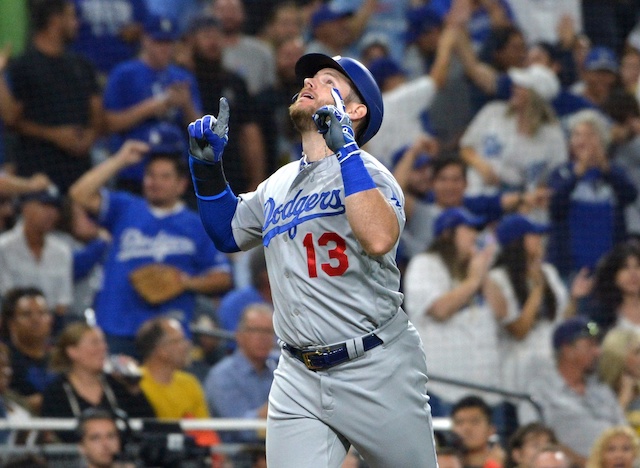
[67,328,108,374]
[601,434,636,468]
[289,68,354,133]
[451,407,494,451]
[80,419,121,468]
[143,159,187,208]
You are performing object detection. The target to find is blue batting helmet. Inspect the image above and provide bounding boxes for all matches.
[295,53,384,146]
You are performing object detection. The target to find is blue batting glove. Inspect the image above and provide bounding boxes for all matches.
[313,88,360,162]
[188,97,229,164]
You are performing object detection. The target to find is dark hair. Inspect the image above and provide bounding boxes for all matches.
[494,239,557,321]
[602,89,640,124]
[0,286,46,339]
[145,153,189,179]
[451,395,492,422]
[428,234,467,281]
[480,26,524,70]
[505,423,558,468]
[533,41,562,64]
[432,156,467,180]
[593,241,640,328]
[135,318,168,362]
[77,408,118,440]
[29,0,70,32]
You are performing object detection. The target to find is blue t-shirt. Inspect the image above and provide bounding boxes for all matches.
[70,0,149,74]
[103,59,202,181]
[94,191,230,337]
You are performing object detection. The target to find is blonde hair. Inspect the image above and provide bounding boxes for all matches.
[586,426,639,468]
[507,90,557,135]
[598,328,640,393]
[50,322,94,373]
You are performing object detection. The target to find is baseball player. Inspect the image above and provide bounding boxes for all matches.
[188,53,437,467]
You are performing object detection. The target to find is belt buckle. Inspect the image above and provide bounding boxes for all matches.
[301,349,326,370]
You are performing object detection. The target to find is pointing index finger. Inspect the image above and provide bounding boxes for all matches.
[331,88,346,113]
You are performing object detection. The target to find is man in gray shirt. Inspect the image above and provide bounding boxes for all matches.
[518,316,626,464]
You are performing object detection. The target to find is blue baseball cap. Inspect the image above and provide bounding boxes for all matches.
[434,207,485,237]
[368,57,406,89]
[20,185,62,208]
[144,14,180,41]
[311,4,353,31]
[496,214,549,246]
[406,5,443,43]
[552,316,600,350]
[146,123,186,155]
[390,145,431,171]
[584,46,618,73]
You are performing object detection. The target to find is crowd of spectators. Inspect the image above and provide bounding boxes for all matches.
[1,0,640,466]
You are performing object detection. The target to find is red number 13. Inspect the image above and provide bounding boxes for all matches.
[303,232,349,278]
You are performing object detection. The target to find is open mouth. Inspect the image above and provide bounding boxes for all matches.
[300,92,314,100]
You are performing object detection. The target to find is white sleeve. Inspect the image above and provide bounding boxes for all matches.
[404,253,451,324]
[488,267,520,324]
[383,77,437,119]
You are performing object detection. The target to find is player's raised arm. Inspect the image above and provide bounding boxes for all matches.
[314,87,399,256]
[187,97,241,253]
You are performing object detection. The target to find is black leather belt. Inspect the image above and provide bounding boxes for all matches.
[283,333,383,371]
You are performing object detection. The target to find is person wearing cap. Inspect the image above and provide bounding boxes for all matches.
[486,214,570,395]
[179,14,267,194]
[305,3,356,58]
[69,141,233,357]
[187,51,438,466]
[518,316,626,463]
[3,0,103,194]
[102,13,202,191]
[460,61,568,197]
[547,109,637,281]
[571,46,620,107]
[404,207,506,417]
[0,185,73,317]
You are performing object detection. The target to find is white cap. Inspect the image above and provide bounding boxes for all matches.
[508,64,560,101]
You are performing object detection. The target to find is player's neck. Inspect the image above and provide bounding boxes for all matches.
[301,134,333,163]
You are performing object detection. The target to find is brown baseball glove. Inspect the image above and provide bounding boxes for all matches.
[129,263,186,305]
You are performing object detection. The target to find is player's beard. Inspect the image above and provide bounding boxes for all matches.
[289,102,317,134]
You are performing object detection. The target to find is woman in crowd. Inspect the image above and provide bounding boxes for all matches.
[487,214,570,394]
[404,207,504,417]
[599,327,640,430]
[586,426,639,468]
[41,322,154,442]
[0,341,33,445]
[587,240,640,333]
[459,62,567,197]
[547,110,638,280]
[505,423,558,468]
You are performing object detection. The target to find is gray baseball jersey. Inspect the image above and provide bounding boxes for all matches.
[228,150,438,467]
[232,151,404,346]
